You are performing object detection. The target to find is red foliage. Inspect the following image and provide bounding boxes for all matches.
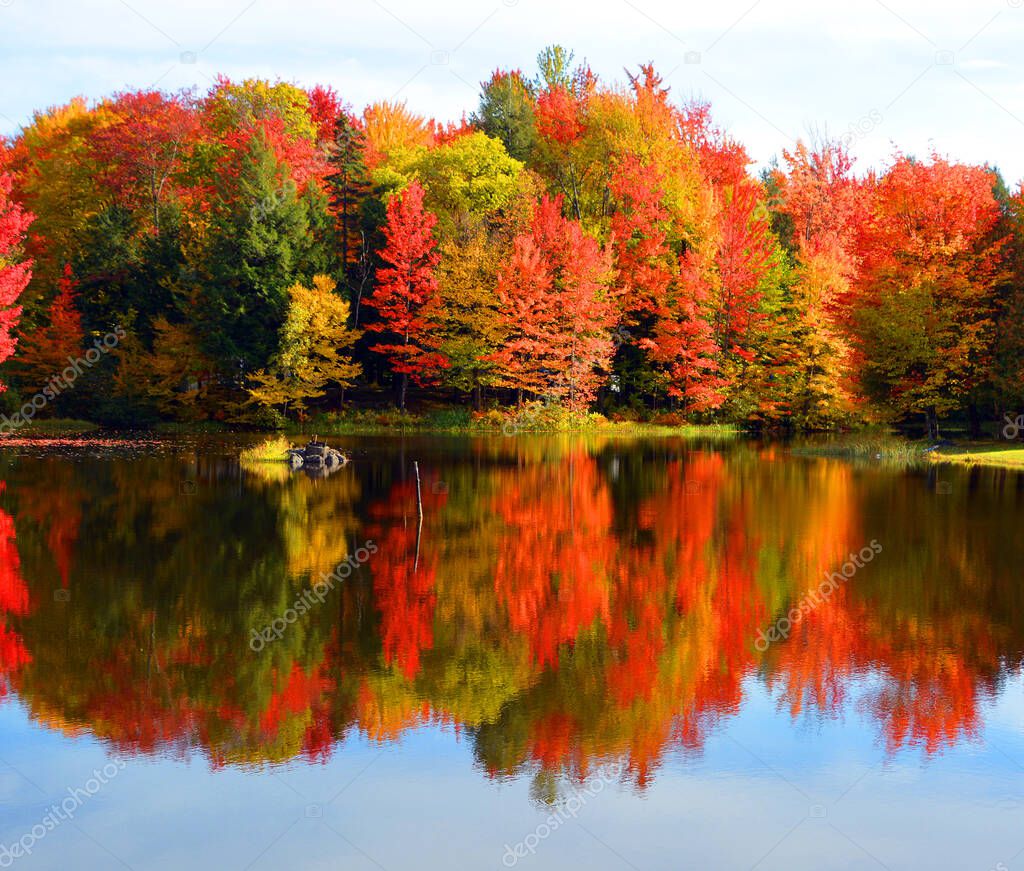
[648,250,727,412]
[777,140,863,267]
[0,172,33,387]
[90,90,198,228]
[367,479,443,680]
[493,195,615,408]
[366,181,448,389]
[610,154,726,412]
[715,182,775,353]
[610,154,672,313]
[0,495,30,697]
[535,87,584,146]
[15,263,84,383]
[218,115,326,193]
[855,154,1003,283]
[306,84,345,145]
[492,453,613,667]
[677,100,751,189]
[432,116,475,145]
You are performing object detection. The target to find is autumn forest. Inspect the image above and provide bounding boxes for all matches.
[1,46,1023,436]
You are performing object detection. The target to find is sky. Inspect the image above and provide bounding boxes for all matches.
[1,0,1024,183]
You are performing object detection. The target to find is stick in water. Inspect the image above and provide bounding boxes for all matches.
[413,461,423,572]
[414,461,423,519]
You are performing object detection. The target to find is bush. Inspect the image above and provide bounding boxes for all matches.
[651,412,685,427]
[248,407,288,431]
[423,407,471,429]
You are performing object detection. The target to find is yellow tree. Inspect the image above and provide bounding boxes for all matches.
[248,275,362,415]
[6,99,106,320]
[436,230,511,408]
[362,101,433,169]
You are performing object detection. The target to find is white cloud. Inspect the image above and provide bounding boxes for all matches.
[1,0,1023,183]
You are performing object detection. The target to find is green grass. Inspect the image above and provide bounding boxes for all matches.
[927,442,1024,468]
[601,422,739,439]
[288,407,740,438]
[790,433,928,466]
[792,432,1024,470]
[239,435,292,463]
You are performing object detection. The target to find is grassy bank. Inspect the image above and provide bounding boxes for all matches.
[283,407,739,439]
[791,433,1024,470]
[926,443,1024,468]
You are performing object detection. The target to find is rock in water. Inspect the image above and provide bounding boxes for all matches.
[285,441,349,474]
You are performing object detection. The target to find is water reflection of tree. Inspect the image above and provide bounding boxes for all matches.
[0,446,1021,785]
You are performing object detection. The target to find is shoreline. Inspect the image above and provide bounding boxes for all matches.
[790,434,1024,470]
[4,421,1022,470]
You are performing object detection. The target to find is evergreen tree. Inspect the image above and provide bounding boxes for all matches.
[471,71,537,164]
[325,113,371,287]
[201,126,309,371]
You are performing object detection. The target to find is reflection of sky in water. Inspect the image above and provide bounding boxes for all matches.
[2,671,1022,870]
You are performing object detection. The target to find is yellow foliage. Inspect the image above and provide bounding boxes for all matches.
[247,275,362,414]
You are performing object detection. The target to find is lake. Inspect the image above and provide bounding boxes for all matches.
[0,434,1022,870]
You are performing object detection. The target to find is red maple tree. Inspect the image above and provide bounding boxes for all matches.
[15,262,84,387]
[494,195,615,410]
[365,180,448,409]
[90,90,198,233]
[610,154,672,315]
[611,155,725,412]
[648,250,727,413]
[0,172,33,390]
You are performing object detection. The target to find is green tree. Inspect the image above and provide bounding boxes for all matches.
[472,71,538,163]
[412,131,527,235]
[200,127,310,371]
[326,113,372,287]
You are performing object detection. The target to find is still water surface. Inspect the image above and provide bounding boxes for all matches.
[0,435,1022,870]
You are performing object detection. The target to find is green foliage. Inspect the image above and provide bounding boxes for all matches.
[203,77,317,142]
[472,71,538,163]
[413,132,527,232]
[536,45,575,90]
[200,127,310,370]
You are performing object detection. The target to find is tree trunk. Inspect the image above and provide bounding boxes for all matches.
[925,406,939,441]
[967,402,982,439]
[399,373,409,411]
[472,384,482,412]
